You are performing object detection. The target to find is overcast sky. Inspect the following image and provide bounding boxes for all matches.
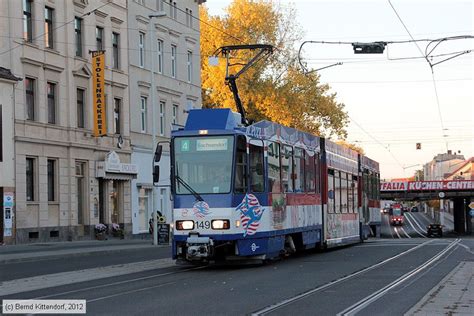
[204,0,474,180]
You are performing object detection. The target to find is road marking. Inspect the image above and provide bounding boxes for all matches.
[251,240,434,315]
[0,258,175,296]
[400,226,412,238]
[404,213,427,236]
[337,239,461,316]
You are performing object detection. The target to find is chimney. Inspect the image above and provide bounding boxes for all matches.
[447,150,452,155]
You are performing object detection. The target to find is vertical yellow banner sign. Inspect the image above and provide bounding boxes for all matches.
[92,50,106,137]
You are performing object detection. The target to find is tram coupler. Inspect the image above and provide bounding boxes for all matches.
[186,234,214,260]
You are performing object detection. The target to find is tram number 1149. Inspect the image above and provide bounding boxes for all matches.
[195,221,211,229]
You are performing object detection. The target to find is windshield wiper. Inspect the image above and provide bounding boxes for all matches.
[176,166,204,201]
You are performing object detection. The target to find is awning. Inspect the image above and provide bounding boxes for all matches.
[137,183,154,189]
[99,172,137,181]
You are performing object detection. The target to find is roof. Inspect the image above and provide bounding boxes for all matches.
[445,157,474,178]
[0,67,22,82]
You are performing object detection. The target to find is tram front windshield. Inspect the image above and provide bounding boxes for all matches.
[392,208,402,216]
[174,136,234,194]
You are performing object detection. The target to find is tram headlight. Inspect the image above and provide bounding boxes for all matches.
[176,220,194,230]
[211,219,230,230]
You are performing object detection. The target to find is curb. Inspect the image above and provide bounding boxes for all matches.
[0,244,169,265]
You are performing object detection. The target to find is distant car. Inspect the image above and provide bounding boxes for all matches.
[427,224,443,237]
[411,206,418,212]
[381,207,390,214]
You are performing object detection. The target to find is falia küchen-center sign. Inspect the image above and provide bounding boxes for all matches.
[380,180,474,191]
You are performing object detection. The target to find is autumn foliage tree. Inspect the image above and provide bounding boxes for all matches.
[200,0,349,138]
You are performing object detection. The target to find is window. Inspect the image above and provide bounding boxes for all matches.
[168,0,177,19]
[341,172,348,213]
[44,7,54,48]
[96,26,103,50]
[76,161,86,225]
[281,146,293,192]
[140,97,147,133]
[186,8,193,28]
[187,51,193,82]
[47,159,56,201]
[250,143,264,192]
[26,157,35,201]
[172,104,178,124]
[315,153,321,193]
[268,142,281,193]
[77,88,85,128]
[328,170,335,212]
[159,101,165,135]
[305,152,315,192]
[47,82,56,124]
[157,39,163,73]
[171,45,177,78]
[112,33,120,69]
[334,171,340,212]
[25,78,35,121]
[114,98,121,134]
[294,148,304,192]
[75,17,83,57]
[23,0,33,42]
[234,136,248,193]
[157,0,164,11]
[139,32,145,68]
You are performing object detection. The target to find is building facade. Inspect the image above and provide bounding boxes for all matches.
[128,0,204,235]
[0,0,135,243]
[423,151,465,181]
[0,68,22,244]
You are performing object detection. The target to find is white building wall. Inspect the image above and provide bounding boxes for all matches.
[128,0,204,235]
[0,80,16,188]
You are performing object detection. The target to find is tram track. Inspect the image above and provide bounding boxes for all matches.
[1,263,205,302]
[337,238,460,315]
[251,239,437,315]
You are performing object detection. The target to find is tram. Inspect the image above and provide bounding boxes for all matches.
[154,108,380,264]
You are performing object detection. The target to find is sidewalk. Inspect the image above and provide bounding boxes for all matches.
[0,239,167,264]
[406,261,474,315]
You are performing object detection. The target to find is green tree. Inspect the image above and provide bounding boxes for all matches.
[200,0,349,138]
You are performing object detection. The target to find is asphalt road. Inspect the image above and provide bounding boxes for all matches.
[2,238,473,315]
[380,211,436,239]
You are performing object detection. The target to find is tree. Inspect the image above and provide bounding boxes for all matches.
[200,0,349,139]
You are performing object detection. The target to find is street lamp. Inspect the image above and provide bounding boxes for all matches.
[149,11,166,246]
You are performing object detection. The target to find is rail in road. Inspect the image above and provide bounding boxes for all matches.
[2,237,471,315]
[381,212,434,239]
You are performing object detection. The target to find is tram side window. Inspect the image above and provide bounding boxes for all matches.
[334,170,341,212]
[348,175,354,213]
[294,148,304,192]
[353,175,359,212]
[315,154,321,194]
[249,143,264,193]
[305,152,315,192]
[328,169,335,213]
[281,145,293,192]
[234,136,247,193]
[268,142,281,193]
[341,172,348,213]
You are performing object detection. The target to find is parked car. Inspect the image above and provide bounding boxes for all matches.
[427,224,443,237]
[411,206,418,212]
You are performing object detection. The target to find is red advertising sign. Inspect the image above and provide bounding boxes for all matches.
[381,180,474,191]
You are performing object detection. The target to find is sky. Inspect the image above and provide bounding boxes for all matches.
[203,0,474,180]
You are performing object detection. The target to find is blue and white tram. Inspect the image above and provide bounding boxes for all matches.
[162,108,377,264]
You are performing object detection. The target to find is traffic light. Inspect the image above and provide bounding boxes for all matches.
[416,143,421,150]
[352,42,386,54]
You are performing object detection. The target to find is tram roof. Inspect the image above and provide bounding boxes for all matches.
[246,120,320,152]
